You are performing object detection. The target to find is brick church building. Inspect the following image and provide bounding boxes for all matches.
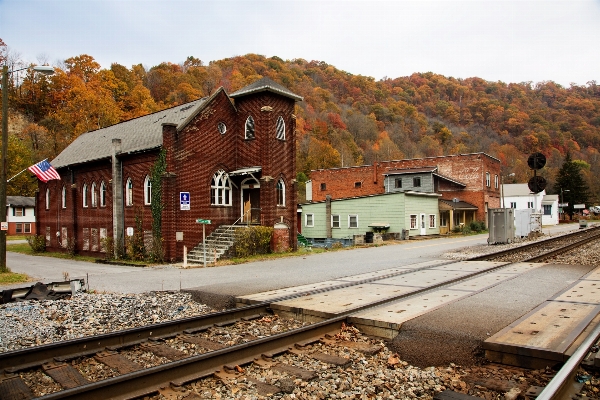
[36,78,302,261]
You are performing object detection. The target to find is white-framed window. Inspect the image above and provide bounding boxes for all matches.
[429,214,436,228]
[100,181,106,207]
[305,213,314,227]
[91,182,97,207]
[331,214,340,228]
[543,204,552,215]
[45,188,50,210]
[126,178,133,206]
[413,177,421,187]
[245,116,255,139]
[61,186,66,209]
[348,214,358,228]
[527,201,534,209]
[82,183,88,208]
[276,116,285,140]
[494,174,499,189]
[14,207,23,217]
[486,172,491,187]
[211,170,231,206]
[217,122,227,135]
[24,223,31,233]
[410,214,417,229]
[277,178,285,206]
[510,202,517,208]
[144,176,152,205]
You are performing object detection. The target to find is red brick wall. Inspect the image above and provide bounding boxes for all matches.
[309,153,501,222]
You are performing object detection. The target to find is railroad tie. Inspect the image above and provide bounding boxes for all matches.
[42,361,90,389]
[0,373,35,400]
[94,350,142,374]
[139,342,188,361]
[178,334,225,350]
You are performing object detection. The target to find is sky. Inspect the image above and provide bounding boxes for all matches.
[1,0,599,86]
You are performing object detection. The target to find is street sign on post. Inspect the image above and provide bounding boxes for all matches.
[574,204,585,209]
[180,192,190,210]
[196,219,211,267]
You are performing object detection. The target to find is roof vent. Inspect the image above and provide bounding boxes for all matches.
[452,198,459,202]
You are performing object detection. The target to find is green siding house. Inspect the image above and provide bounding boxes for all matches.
[301,191,441,242]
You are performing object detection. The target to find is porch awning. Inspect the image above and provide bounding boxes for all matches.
[368,222,390,229]
[228,167,262,176]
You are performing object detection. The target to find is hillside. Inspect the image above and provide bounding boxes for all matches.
[2,49,599,202]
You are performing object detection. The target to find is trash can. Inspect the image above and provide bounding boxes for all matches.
[365,232,374,243]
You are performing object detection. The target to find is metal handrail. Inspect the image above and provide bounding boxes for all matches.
[201,208,261,263]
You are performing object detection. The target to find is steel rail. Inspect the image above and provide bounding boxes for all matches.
[0,303,272,371]
[525,230,600,262]
[38,316,346,400]
[467,225,600,261]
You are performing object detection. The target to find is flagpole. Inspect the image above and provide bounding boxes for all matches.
[7,167,28,183]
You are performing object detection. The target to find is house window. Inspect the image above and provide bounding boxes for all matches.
[413,177,421,187]
[16,223,22,233]
[410,214,417,229]
[61,186,66,209]
[144,176,152,205]
[510,202,517,209]
[126,178,133,206]
[100,181,106,207]
[429,214,436,228]
[217,122,227,135]
[211,170,231,206]
[348,215,358,228]
[355,181,362,188]
[331,214,340,228]
[276,116,285,140]
[440,213,448,227]
[24,223,31,233]
[305,213,314,227]
[394,178,402,189]
[91,182,98,207]
[486,172,491,187]
[494,175,499,189]
[82,184,88,207]
[527,201,534,209]
[320,183,326,191]
[45,188,50,210]
[543,205,552,215]
[277,178,285,206]
[245,116,255,139]
[14,207,23,217]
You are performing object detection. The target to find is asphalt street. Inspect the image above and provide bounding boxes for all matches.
[2,223,580,299]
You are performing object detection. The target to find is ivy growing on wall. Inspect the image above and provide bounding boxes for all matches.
[149,148,167,260]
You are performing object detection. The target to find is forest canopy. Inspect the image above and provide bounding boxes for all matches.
[1,39,599,204]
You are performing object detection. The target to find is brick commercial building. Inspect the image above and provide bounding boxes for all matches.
[36,78,302,261]
[307,153,501,230]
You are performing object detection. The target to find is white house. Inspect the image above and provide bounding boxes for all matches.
[502,184,559,226]
[6,196,36,235]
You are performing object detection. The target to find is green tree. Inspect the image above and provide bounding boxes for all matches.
[554,153,590,219]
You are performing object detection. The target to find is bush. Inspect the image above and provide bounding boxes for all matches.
[26,235,46,253]
[233,226,274,257]
[469,220,486,232]
[101,236,114,260]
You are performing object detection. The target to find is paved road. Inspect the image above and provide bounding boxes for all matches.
[2,223,580,301]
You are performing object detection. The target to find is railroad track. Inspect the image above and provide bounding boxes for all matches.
[3,227,600,399]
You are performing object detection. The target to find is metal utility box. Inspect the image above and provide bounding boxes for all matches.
[488,208,515,244]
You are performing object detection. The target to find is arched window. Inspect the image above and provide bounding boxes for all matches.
[91,182,97,207]
[100,181,106,207]
[45,188,50,210]
[245,116,255,139]
[276,116,285,140]
[82,183,88,207]
[144,176,152,205]
[125,178,133,206]
[277,178,285,206]
[61,186,67,209]
[211,170,231,206]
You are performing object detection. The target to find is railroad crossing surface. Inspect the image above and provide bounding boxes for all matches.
[237,258,598,368]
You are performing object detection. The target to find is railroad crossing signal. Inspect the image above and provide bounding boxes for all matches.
[527,152,547,194]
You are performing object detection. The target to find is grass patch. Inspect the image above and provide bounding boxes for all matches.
[6,242,98,263]
[0,271,30,284]
[7,235,27,241]
[220,246,327,266]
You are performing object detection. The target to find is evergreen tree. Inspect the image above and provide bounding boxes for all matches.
[554,153,590,220]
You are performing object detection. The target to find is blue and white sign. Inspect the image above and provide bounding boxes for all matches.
[180,192,190,210]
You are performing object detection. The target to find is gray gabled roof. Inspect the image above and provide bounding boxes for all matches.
[230,77,303,101]
[6,196,35,207]
[51,96,210,169]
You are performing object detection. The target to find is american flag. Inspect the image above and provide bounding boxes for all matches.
[28,159,61,182]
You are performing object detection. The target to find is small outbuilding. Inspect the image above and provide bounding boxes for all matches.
[300,191,441,246]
